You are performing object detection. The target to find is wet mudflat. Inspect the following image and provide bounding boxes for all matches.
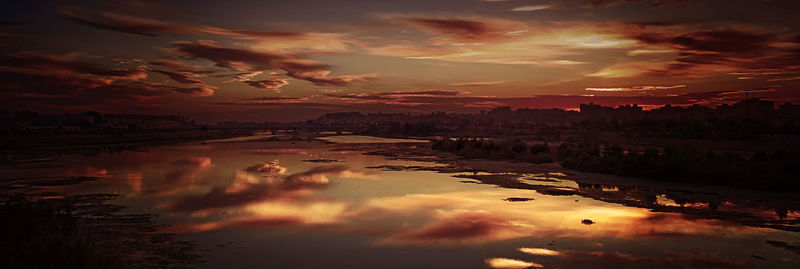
[2,135,799,268]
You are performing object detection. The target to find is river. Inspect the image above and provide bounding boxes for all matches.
[3,135,799,268]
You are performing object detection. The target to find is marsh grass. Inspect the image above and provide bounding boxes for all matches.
[0,195,122,269]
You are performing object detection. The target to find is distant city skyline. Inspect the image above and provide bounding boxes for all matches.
[2,0,799,122]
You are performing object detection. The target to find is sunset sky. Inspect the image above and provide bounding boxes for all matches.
[2,0,799,122]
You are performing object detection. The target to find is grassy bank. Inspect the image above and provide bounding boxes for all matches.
[433,137,800,191]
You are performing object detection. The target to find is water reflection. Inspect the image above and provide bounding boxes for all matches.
[485,257,543,268]
[3,137,799,268]
[489,247,759,269]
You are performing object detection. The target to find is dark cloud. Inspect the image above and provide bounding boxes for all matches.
[0,70,106,95]
[408,18,489,40]
[169,183,273,212]
[198,27,304,40]
[0,52,189,107]
[244,79,289,91]
[171,86,215,96]
[60,6,185,37]
[60,5,306,40]
[149,59,188,69]
[278,60,377,86]
[3,52,147,80]
[404,213,507,240]
[106,0,168,13]
[624,27,798,77]
[173,41,285,71]
[172,41,376,86]
[633,29,774,55]
[150,69,217,96]
[240,96,302,101]
[671,30,773,54]
[0,69,172,113]
[581,0,700,8]
[151,69,203,84]
[288,72,377,86]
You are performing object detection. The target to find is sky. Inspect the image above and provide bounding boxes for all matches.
[1,0,799,122]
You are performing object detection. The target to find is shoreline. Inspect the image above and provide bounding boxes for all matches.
[0,130,252,167]
[342,136,800,232]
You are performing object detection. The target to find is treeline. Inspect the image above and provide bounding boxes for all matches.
[432,137,800,191]
[360,116,800,141]
[573,117,800,140]
[557,139,800,190]
[432,138,553,163]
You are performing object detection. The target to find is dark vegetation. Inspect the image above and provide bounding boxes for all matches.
[0,194,200,269]
[0,111,248,152]
[573,117,800,140]
[432,137,553,163]
[0,195,121,268]
[557,138,800,190]
[433,137,800,191]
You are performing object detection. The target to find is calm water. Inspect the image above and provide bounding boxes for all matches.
[5,136,800,268]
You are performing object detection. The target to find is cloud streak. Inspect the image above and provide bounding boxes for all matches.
[244,79,289,92]
[172,41,377,86]
[60,5,305,40]
[585,84,686,92]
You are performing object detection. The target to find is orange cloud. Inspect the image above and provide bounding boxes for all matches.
[510,5,556,12]
[365,17,639,66]
[587,61,669,78]
[449,81,508,86]
[585,84,686,92]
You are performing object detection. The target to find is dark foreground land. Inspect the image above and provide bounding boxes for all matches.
[0,129,241,269]
[0,193,200,268]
